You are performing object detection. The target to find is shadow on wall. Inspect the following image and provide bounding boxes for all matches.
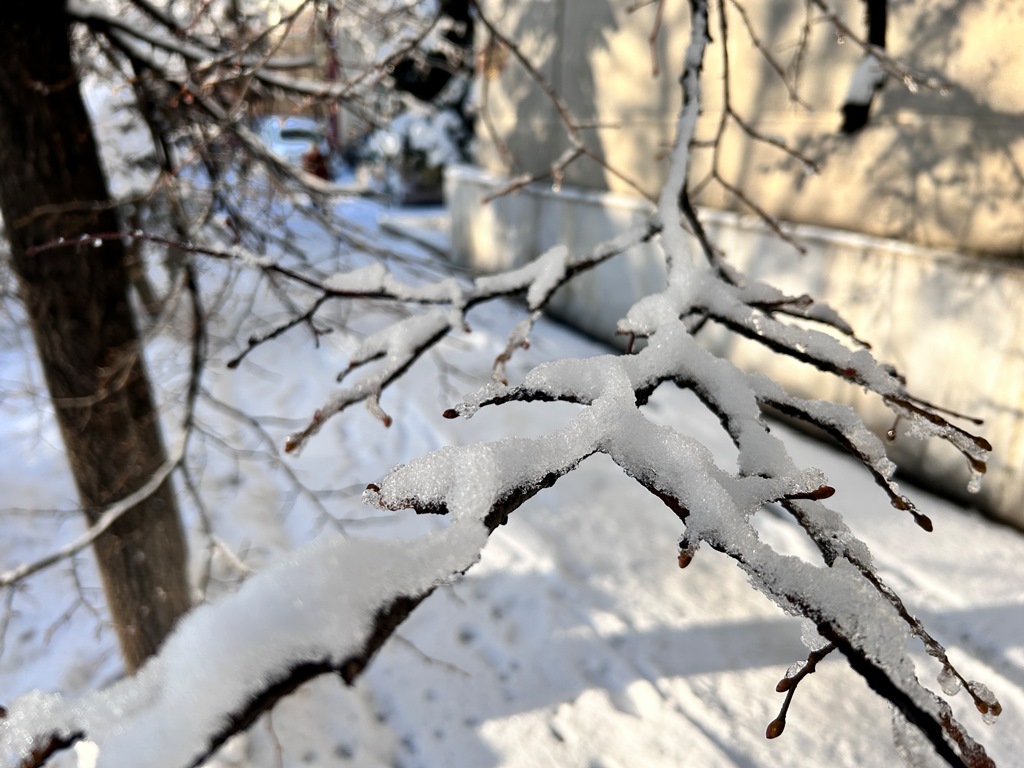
[478,0,684,197]
[729,0,1024,255]
[478,1,1024,255]
[479,0,609,187]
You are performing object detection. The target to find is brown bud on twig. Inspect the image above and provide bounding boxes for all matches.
[765,717,786,739]
[785,485,835,501]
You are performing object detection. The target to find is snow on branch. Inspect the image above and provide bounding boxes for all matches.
[388,310,996,766]
[0,511,491,768]
[0,2,1000,767]
[278,219,662,453]
[416,322,996,765]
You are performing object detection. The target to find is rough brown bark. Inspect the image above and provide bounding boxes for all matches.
[0,2,190,670]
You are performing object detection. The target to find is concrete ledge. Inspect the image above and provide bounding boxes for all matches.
[447,165,667,343]
[445,164,1024,530]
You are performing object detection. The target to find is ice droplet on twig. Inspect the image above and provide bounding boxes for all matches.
[968,681,1002,724]
[967,467,984,494]
[800,619,829,651]
[937,666,961,696]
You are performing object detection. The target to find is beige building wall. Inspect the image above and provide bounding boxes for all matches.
[454,2,1024,527]
[447,164,1024,529]
[475,0,1024,256]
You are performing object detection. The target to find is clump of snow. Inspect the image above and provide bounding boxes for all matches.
[845,55,887,106]
[226,246,274,270]
[75,740,100,768]
[617,292,683,335]
[1,206,1016,765]
[448,381,509,419]
[525,245,568,310]
[324,263,389,293]
[324,264,465,304]
[348,309,453,369]
[800,619,830,652]
[1,523,491,767]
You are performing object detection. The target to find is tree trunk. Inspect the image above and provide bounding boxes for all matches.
[0,3,190,670]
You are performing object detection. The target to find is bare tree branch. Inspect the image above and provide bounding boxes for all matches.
[0,441,185,589]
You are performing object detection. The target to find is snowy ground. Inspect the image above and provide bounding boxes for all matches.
[1,199,1023,768]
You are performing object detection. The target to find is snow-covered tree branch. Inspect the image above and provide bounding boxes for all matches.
[0,1,1007,767]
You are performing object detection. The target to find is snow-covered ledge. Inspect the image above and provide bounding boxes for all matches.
[444,163,1024,531]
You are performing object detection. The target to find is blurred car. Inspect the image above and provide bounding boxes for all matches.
[256,116,334,178]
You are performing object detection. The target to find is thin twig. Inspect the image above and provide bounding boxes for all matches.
[0,442,185,589]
